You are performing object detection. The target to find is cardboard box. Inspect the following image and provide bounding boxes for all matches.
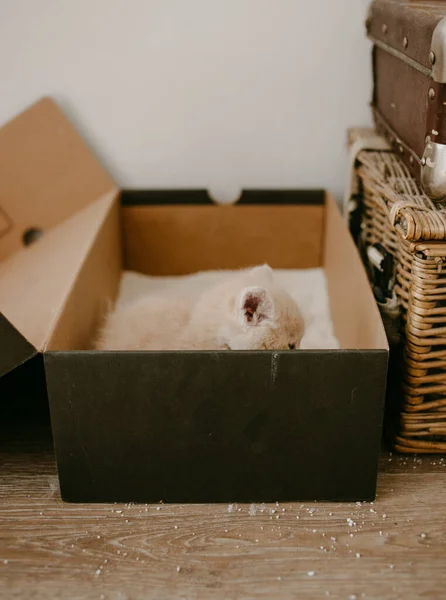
[0,99,389,502]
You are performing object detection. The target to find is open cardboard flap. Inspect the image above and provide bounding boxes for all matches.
[0,97,116,262]
[0,191,119,372]
[0,97,119,375]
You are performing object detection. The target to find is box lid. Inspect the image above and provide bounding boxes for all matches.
[0,97,117,262]
[367,0,446,83]
[0,97,118,377]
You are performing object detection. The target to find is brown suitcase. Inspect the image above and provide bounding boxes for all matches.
[367,0,446,201]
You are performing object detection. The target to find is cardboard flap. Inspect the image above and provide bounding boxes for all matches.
[0,312,36,378]
[0,97,117,262]
[0,191,117,360]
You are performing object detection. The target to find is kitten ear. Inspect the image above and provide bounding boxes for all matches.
[239,286,274,327]
[249,264,274,281]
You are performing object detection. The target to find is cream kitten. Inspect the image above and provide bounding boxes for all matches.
[96,265,304,351]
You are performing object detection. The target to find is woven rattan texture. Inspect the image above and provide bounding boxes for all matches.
[357,151,446,453]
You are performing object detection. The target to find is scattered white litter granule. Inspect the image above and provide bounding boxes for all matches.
[356,502,362,506]
[176,566,181,573]
[3,560,8,565]
[307,571,315,576]
[156,507,161,511]
[347,518,356,527]
[95,569,101,576]
[349,595,357,600]
[420,533,427,539]
[115,510,122,514]
[349,533,354,538]
[296,516,300,519]
[174,526,178,529]
[255,539,259,543]
[329,512,333,516]
[276,515,280,520]
[356,553,361,558]
[388,564,394,569]
[313,529,317,533]
[249,504,256,516]
[260,526,264,530]
[370,509,376,513]
[379,531,383,536]
[382,514,387,519]
[330,537,336,542]
[271,509,276,514]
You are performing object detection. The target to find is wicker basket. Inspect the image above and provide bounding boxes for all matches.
[349,138,446,453]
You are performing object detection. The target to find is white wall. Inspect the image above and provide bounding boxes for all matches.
[0,0,372,201]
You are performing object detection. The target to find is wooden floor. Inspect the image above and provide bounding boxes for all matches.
[1,424,446,600]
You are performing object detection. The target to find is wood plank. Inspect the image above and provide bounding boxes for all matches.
[0,424,445,600]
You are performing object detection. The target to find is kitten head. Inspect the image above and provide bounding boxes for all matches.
[217,264,305,351]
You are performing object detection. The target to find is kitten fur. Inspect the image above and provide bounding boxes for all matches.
[96,264,305,351]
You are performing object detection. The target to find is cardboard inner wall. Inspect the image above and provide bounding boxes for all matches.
[122,203,325,275]
[323,193,388,351]
[47,196,122,351]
